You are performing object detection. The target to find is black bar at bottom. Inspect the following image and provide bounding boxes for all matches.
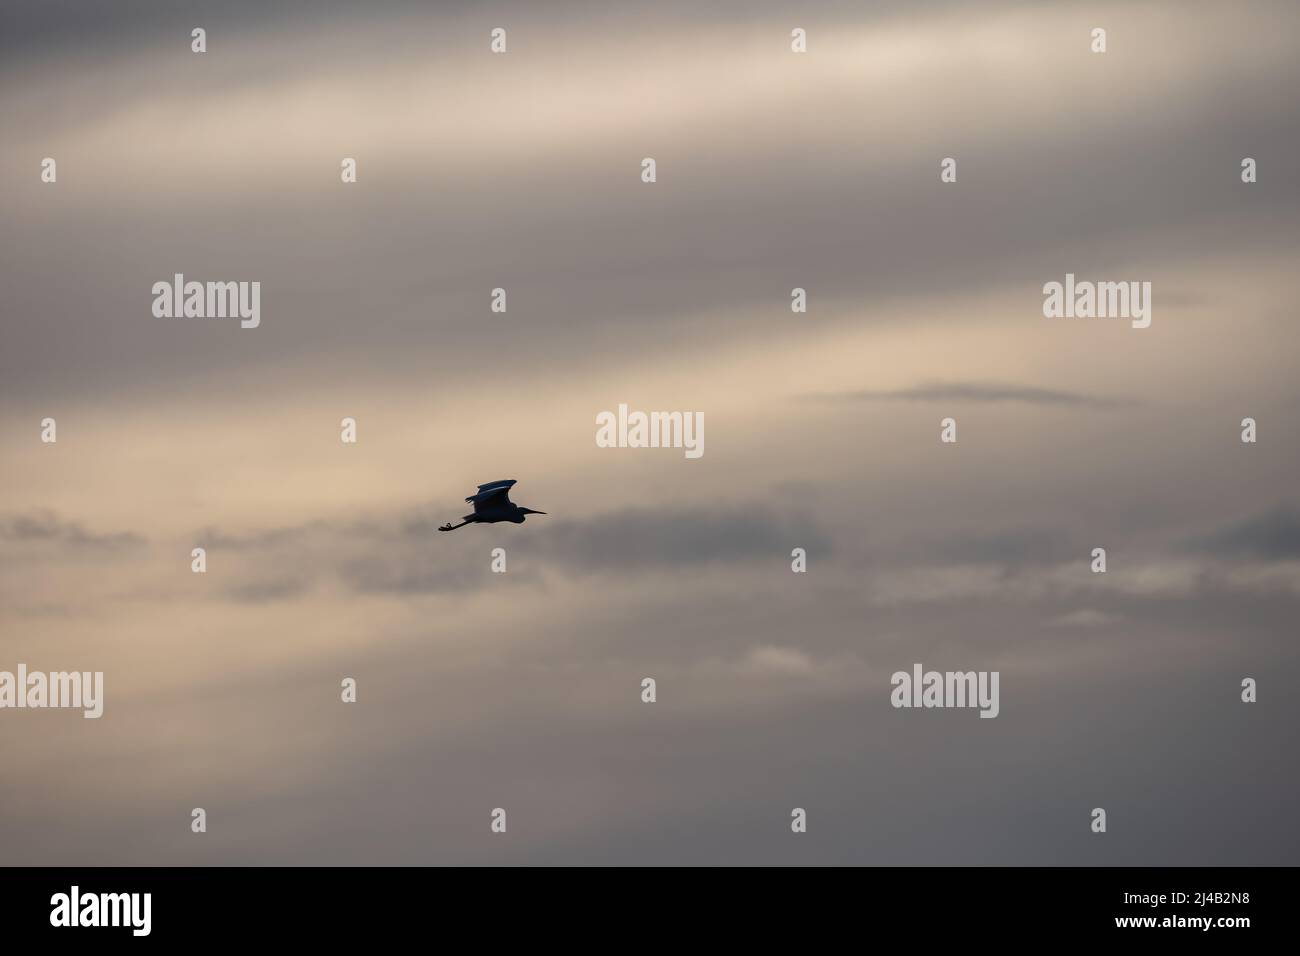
[0,866,1285,942]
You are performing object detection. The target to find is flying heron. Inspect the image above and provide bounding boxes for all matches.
[438,479,547,532]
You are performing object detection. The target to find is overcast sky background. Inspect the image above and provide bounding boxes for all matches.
[2,0,1298,864]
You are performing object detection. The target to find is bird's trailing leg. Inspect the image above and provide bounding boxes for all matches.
[438,520,470,532]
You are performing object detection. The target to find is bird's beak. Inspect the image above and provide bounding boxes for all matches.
[531,510,547,515]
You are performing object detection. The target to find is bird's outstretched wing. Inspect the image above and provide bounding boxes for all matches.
[465,479,516,515]
[465,479,516,503]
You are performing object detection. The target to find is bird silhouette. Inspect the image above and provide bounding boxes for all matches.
[438,479,546,531]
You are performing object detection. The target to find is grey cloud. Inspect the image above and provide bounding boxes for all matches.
[922,528,1075,566]
[538,507,831,571]
[1192,507,1300,560]
[343,555,493,596]
[1046,608,1118,628]
[0,0,974,67]
[0,509,145,549]
[348,504,829,593]
[811,382,1135,408]
[197,501,829,597]
[196,521,328,551]
[226,577,311,603]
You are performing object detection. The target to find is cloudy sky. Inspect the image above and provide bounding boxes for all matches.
[2,0,1298,864]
